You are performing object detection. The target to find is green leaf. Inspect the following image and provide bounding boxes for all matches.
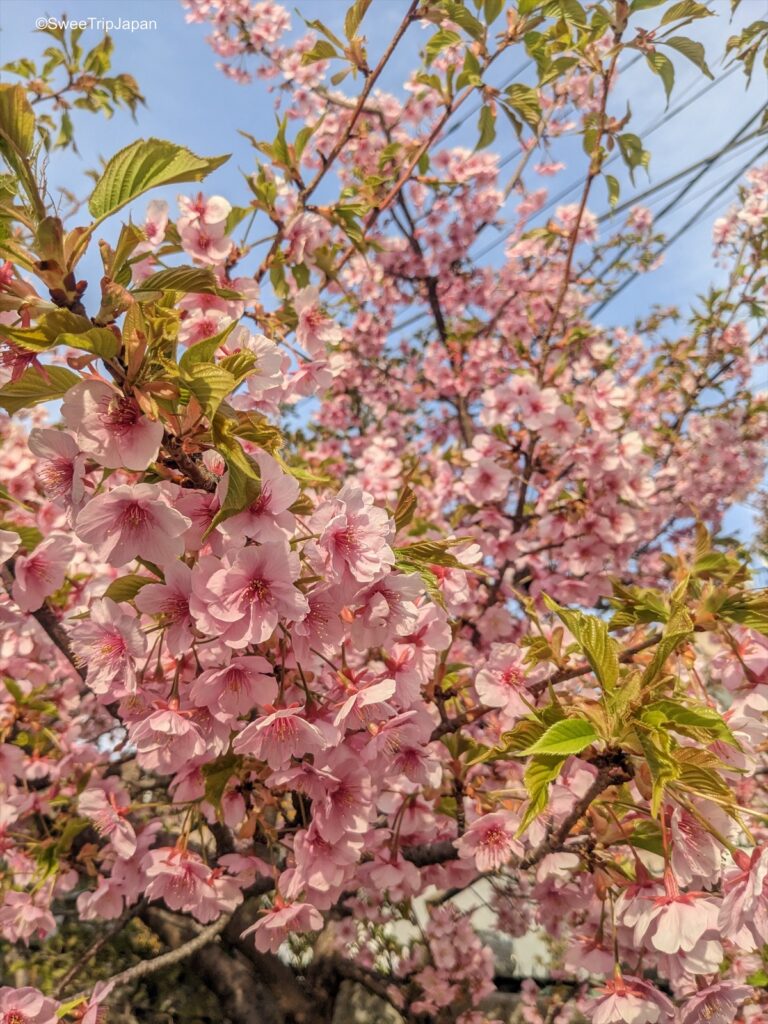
[476,105,497,151]
[57,328,120,359]
[605,173,620,207]
[301,40,339,65]
[202,753,241,820]
[395,538,468,569]
[641,606,692,684]
[660,0,713,25]
[617,132,651,183]
[0,84,35,159]
[178,320,238,373]
[558,0,587,26]
[501,719,547,753]
[132,265,241,300]
[660,36,714,79]
[1,311,119,359]
[635,728,678,816]
[235,412,284,454]
[485,0,504,22]
[505,83,541,129]
[425,29,461,65]
[0,365,80,414]
[0,521,43,552]
[544,597,619,691]
[88,138,230,221]
[630,819,664,856]
[645,51,675,102]
[518,753,565,832]
[521,717,598,756]
[183,362,237,420]
[675,762,734,801]
[344,0,372,38]
[718,592,768,635]
[208,414,262,531]
[103,574,153,603]
[393,485,417,533]
[643,699,738,747]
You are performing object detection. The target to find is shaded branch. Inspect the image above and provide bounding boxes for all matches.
[0,562,85,681]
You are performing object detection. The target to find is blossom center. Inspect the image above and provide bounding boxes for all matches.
[247,576,271,603]
[100,395,142,434]
[122,502,150,529]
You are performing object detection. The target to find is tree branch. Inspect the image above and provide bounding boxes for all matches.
[0,562,86,680]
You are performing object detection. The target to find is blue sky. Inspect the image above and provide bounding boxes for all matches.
[1,0,766,542]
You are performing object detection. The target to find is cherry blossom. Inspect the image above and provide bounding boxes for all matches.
[61,380,164,471]
[75,484,191,567]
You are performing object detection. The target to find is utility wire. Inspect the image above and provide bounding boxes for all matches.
[588,106,764,298]
[388,127,763,337]
[473,63,739,260]
[592,138,768,316]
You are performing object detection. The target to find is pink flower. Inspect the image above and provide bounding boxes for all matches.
[294,285,342,356]
[679,982,751,1024]
[0,987,59,1024]
[135,561,194,656]
[179,221,232,265]
[75,484,191,567]
[68,597,147,695]
[291,586,344,663]
[61,380,164,471]
[190,541,309,648]
[475,644,529,710]
[189,656,276,719]
[27,427,87,519]
[143,199,169,244]
[589,975,675,1024]
[633,889,718,955]
[78,785,137,859]
[464,457,511,503]
[334,677,396,730]
[234,705,327,769]
[130,702,207,774]
[0,529,20,562]
[349,574,421,650]
[719,845,768,949]
[0,890,56,945]
[454,813,523,872]
[224,328,283,392]
[0,743,24,787]
[241,900,323,953]
[308,482,394,592]
[78,980,116,1024]
[669,800,729,886]
[178,192,231,228]
[219,452,299,544]
[11,533,74,612]
[143,847,216,916]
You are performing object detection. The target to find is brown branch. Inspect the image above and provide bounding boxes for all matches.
[531,632,663,697]
[143,906,288,1024]
[300,1,419,203]
[54,900,147,997]
[519,755,633,869]
[0,562,85,680]
[80,912,231,995]
[537,49,621,352]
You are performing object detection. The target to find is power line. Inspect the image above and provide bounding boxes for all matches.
[591,137,768,315]
[473,63,739,261]
[588,106,764,303]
